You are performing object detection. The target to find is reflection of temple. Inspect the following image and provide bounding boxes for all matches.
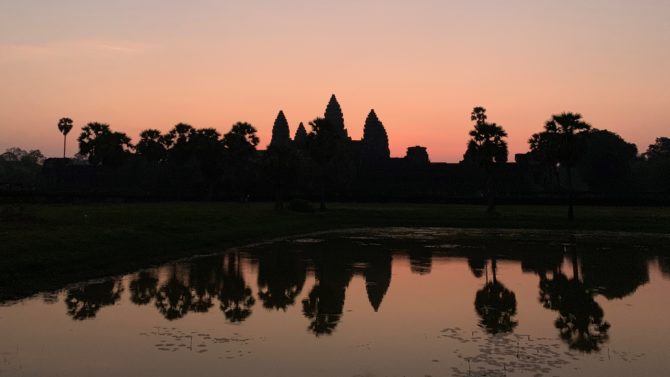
[65,240,657,350]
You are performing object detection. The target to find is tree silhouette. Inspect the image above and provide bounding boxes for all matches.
[269,110,291,147]
[577,129,637,193]
[57,117,74,158]
[77,122,132,167]
[474,259,518,334]
[136,129,169,163]
[361,109,390,163]
[223,122,260,200]
[530,113,591,220]
[643,137,670,191]
[463,107,508,213]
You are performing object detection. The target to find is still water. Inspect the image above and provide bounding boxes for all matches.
[1,228,670,377]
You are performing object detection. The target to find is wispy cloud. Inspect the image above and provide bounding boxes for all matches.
[0,39,159,62]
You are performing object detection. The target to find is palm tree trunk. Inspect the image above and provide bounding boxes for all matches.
[63,135,67,158]
[567,166,574,221]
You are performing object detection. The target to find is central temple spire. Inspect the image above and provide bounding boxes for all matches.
[324,94,348,139]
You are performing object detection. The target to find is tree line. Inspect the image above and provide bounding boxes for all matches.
[1,95,669,217]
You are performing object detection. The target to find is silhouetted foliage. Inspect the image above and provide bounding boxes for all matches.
[223,122,259,200]
[643,137,670,192]
[302,251,353,336]
[539,273,610,352]
[155,266,192,320]
[218,253,256,323]
[474,259,518,334]
[463,107,509,213]
[57,117,74,158]
[65,279,124,320]
[257,251,306,310]
[136,129,169,163]
[78,122,132,167]
[530,113,591,220]
[577,129,637,192]
[129,271,159,305]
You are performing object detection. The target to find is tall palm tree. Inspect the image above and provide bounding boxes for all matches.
[465,107,509,213]
[543,113,591,221]
[57,117,74,158]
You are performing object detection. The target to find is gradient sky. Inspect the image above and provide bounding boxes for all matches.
[1,0,669,162]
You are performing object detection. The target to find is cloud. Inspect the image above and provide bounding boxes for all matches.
[0,39,158,62]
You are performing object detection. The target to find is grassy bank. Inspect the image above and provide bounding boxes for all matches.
[1,202,669,300]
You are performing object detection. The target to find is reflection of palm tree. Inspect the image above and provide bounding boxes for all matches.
[65,279,123,320]
[129,271,158,305]
[188,260,219,313]
[474,259,518,334]
[154,266,192,320]
[302,251,353,336]
[539,273,610,353]
[302,284,345,336]
[257,251,306,311]
[218,253,255,323]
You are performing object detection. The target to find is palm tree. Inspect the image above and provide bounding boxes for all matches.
[57,117,74,158]
[543,113,591,221]
[464,107,508,213]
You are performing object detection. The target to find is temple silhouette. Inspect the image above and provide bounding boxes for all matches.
[1,94,668,204]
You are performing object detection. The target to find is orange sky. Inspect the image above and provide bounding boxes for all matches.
[1,1,669,162]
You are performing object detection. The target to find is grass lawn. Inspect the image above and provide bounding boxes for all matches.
[1,202,669,300]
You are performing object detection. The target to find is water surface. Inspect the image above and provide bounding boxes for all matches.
[1,228,669,377]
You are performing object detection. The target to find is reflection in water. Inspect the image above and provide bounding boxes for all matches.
[581,251,650,299]
[52,230,663,357]
[129,271,158,305]
[3,230,667,377]
[302,250,353,336]
[257,250,306,311]
[218,253,255,323]
[155,265,192,320]
[409,249,432,275]
[539,246,610,353]
[364,251,392,312]
[65,279,124,320]
[660,256,670,278]
[473,258,518,334]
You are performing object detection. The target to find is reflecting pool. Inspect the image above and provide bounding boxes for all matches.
[1,228,669,377]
